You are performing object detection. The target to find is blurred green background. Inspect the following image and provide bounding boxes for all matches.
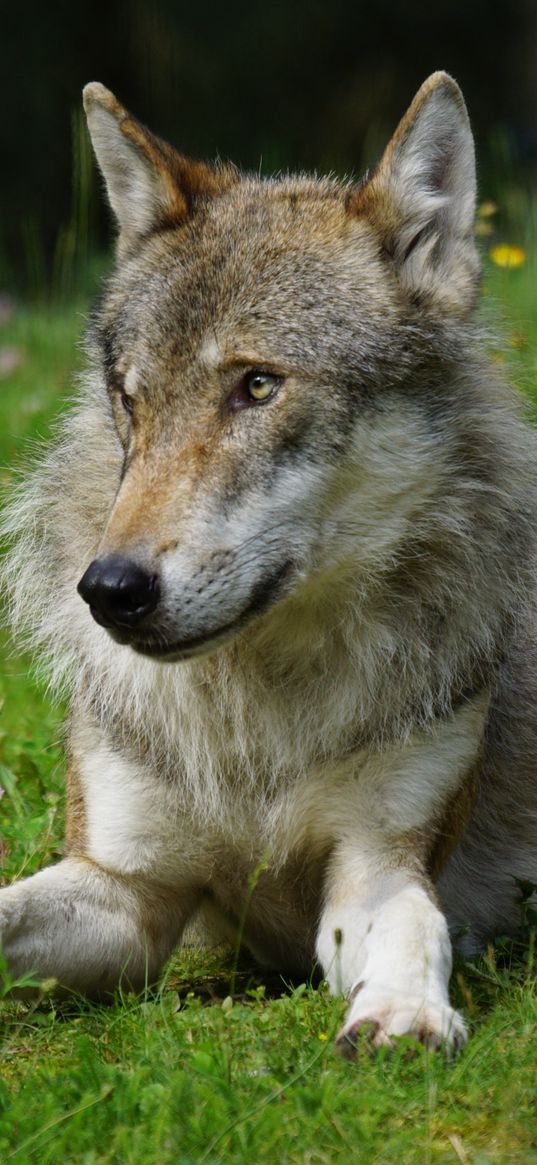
[2,0,537,298]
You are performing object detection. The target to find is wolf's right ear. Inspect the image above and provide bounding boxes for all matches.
[351,72,479,316]
[83,83,236,259]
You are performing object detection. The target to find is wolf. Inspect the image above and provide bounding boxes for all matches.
[1,71,536,1055]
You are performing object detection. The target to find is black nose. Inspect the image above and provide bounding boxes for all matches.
[77,555,160,630]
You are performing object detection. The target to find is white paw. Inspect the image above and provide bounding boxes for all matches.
[335,987,467,1058]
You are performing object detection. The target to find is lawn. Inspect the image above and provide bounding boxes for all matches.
[0,223,536,1163]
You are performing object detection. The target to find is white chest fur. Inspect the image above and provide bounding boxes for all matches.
[75,693,488,892]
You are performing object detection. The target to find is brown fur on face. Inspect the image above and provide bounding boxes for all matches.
[80,76,477,581]
[88,177,401,574]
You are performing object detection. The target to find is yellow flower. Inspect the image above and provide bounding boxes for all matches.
[478,200,498,218]
[489,244,526,269]
[318,1031,328,1041]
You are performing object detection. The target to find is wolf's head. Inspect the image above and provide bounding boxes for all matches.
[77,73,479,661]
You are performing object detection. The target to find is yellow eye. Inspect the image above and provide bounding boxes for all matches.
[245,371,281,402]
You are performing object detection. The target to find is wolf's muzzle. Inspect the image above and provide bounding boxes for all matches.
[77,554,160,631]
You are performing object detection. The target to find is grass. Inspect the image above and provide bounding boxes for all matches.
[1,226,537,1163]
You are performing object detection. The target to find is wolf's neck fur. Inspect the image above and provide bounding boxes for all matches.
[75,541,499,824]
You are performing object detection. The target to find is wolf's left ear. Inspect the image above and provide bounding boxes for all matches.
[83,83,236,259]
[351,72,478,315]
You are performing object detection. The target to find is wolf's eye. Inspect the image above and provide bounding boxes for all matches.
[227,369,283,413]
[245,371,281,403]
[120,392,134,417]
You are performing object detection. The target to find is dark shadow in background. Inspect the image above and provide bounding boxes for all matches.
[2,0,536,289]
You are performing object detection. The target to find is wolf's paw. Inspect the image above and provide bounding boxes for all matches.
[335,990,467,1059]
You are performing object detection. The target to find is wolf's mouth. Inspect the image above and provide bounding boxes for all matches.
[108,558,295,661]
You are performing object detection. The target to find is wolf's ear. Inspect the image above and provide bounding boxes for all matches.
[83,83,236,258]
[351,72,478,315]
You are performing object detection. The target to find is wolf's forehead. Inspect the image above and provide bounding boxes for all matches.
[125,188,368,293]
[100,179,386,369]
[166,180,354,276]
[207,176,350,233]
[141,177,357,275]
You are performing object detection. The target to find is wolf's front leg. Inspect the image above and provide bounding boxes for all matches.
[0,708,203,995]
[314,696,490,1054]
[316,844,466,1056]
[0,857,198,994]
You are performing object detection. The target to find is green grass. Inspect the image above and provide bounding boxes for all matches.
[1,234,537,1164]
